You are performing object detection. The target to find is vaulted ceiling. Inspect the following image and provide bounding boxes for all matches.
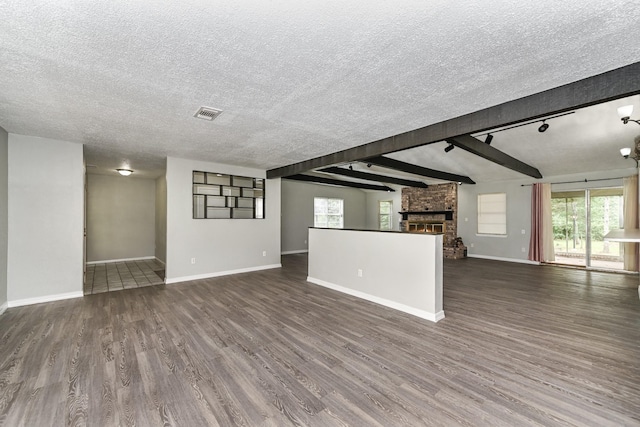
[1,1,639,182]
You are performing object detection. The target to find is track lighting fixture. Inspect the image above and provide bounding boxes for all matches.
[474,111,573,141]
[538,120,549,133]
[444,144,455,153]
[367,163,372,168]
[617,105,640,125]
[349,164,353,170]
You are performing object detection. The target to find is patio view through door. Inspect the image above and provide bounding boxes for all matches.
[551,187,624,271]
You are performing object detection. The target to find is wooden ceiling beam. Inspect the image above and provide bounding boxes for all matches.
[319,166,429,188]
[283,174,395,191]
[365,156,475,184]
[267,62,640,178]
[446,134,543,178]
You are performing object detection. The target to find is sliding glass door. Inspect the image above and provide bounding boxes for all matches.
[589,188,623,270]
[552,191,587,267]
[551,187,624,270]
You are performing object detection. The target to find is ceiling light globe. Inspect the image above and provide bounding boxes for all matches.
[117,169,133,176]
[620,147,632,158]
[618,105,634,119]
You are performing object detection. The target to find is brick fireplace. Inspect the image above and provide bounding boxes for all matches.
[401,183,467,259]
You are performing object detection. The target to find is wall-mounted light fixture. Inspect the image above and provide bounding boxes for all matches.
[618,105,640,125]
[620,136,640,167]
[117,169,133,176]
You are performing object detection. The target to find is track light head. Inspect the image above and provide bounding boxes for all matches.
[484,134,493,145]
[367,163,372,168]
[349,164,353,170]
[444,144,455,153]
[538,121,549,133]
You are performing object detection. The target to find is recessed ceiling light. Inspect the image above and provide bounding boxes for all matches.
[194,106,223,121]
[117,169,133,176]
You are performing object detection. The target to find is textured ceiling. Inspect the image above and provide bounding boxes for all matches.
[1,1,640,180]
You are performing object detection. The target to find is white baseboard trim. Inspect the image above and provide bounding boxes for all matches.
[166,264,282,284]
[281,250,308,255]
[307,276,445,323]
[86,256,157,265]
[154,257,166,267]
[8,291,84,308]
[0,301,7,315]
[467,254,540,265]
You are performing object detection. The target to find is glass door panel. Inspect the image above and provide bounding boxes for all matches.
[552,191,587,266]
[589,188,624,270]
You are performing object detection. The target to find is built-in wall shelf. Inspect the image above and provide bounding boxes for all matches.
[400,211,453,220]
[192,171,265,219]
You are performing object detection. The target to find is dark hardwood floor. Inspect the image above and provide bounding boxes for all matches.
[1,255,639,426]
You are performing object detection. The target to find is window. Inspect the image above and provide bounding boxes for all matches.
[478,193,507,235]
[314,197,344,228]
[379,200,393,230]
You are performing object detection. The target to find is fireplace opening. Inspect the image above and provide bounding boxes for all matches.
[406,220,445,234]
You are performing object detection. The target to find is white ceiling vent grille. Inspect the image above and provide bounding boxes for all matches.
[194,106,223,121]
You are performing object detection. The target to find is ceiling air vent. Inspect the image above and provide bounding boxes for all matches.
[194,106,223,121]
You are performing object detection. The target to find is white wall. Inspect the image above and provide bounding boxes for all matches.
[458,168,637,262]
[7,134,84,304]
[165,157,281,282]
[365,185,402,231]
[308,228,444,322]
[0,126,8,313]
[281,180,367,253]
[86,174,156,262]
[155,175,167,264]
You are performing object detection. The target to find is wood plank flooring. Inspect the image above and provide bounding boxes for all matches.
[2,255,640,426]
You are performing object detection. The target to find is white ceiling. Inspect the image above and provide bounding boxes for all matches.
[1,1,639,181]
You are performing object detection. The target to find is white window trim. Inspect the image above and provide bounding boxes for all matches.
[314,197,344,229]
[477,192,507,236]
[378,200,393,231]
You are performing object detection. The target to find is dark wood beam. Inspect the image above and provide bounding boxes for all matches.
[319,166,429,188]
[284,174,395,191]
[365,156,475,184]
[267,62,640,178]
[446,134,543,178]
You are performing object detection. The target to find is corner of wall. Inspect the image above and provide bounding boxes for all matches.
[0,126,8,310]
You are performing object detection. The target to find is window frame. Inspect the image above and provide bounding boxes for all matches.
[314,197,344,229]
[378,200,393,231]
[477,192,507,236]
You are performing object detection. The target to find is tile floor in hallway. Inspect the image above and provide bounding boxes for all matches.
[84,259,165,295]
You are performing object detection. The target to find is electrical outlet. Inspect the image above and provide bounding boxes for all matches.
[191,258,196,264]
[465,217,468,222]
[262,251,267,257]
[357,269,363,277]
[470,243,474,248]
[521,247,526,252]
[304,239,307,245]
[521,229,526,234]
